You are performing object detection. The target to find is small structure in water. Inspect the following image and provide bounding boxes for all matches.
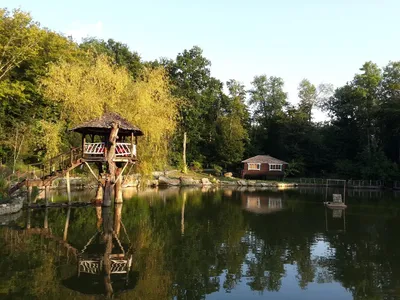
[324,194,347,209]
[324,179,347,209]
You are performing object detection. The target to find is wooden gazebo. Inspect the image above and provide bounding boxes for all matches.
[71,112,143,162]
[9,112,143,206]
[72,112,144,206]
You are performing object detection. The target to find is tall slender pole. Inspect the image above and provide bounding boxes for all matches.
[45,185,50,207]
[82,135,86,158]
[183,132,187,173]
[66,171,71,204]
[131,132,134,158]
[343,181,346,204]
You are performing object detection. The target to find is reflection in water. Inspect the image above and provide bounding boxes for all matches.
[325,207,346,233]
[2,187,400,299]
[242,192,284,214]
[67,204,133,297]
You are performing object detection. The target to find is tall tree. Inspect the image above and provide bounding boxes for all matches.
[80,38,142,78]
[0,8,40,80]
[378,61,400,163]
[165,46,225,165]
[249,75,287,123]
[41,56,179,173]
[298,79,317,122]
[248,75,287,157]
[215,80,249,166]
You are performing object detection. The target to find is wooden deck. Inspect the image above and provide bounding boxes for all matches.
[8,144,137,195]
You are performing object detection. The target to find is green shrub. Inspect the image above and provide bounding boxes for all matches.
[190,161,203,172]
[212,164,223,176]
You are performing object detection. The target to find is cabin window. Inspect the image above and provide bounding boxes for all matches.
[248,163,261,170]
[269,164,282,171]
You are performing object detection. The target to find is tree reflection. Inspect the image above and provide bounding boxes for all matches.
[2,188,400,299]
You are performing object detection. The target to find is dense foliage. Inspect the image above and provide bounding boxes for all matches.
[1,8,400,179]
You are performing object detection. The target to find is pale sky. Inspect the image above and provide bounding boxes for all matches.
[8,0,400,121]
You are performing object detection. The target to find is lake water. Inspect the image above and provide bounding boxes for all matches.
[1,186,400,299]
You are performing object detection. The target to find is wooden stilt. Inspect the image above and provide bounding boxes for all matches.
[103,176,112,207]
[45,186,50,207]
[27,186,32,206]
[114,165,127,204]
[95,183,103,200]
[66,171,71,204]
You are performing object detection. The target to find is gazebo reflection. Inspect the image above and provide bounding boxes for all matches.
[63,203,134,297]
[241,193,284,214]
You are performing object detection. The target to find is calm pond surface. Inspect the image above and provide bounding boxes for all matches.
[1,186,400,299]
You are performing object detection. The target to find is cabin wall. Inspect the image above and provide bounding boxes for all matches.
[241,163,287,179]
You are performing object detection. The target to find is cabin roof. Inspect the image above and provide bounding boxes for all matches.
[71,112,144,136]
[242,155,288,164]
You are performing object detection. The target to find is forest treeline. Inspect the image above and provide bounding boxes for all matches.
[1,8,400,179]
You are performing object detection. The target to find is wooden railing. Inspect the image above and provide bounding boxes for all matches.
[84,142,136,157]
[27,147,83,180]
[7,147,83,195]
[84,142,105,155]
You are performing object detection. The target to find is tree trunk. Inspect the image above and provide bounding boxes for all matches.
[182,132,187,173]
[107,122,119,182]
[103,122,119,206]
[103,176,112,207]
[102,206,113,298]
[114,167,123,203]
[94,183,103,200]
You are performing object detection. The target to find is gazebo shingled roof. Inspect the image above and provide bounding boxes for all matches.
[71,112,144,137]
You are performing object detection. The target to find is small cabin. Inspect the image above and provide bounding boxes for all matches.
[241,155,288,179]
[71,112,143,163]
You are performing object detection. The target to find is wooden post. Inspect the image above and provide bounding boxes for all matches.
[66,171,71,204]
[70,148,73,166]
[103,122,119,207]
[103,176,112,207]
[115,167,123,204]
[107,122,119,182]
[45,185,50,207]
[183,132,187,173]
[131,132,134,158]
[95,183,103,201]
[82,135,86,158]
[27,185,32,206]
